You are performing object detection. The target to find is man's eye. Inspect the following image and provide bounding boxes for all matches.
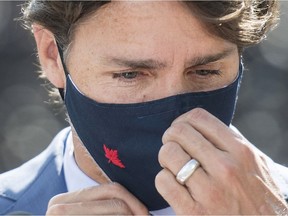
[194,70,221,76]
[113,72,139,79]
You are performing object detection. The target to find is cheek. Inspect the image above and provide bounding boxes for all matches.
[84,82,148,104]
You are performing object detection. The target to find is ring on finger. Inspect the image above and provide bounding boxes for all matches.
[176,159,200,185]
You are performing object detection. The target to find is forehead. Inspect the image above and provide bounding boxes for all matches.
[69,1,235,65]
[78,1,207,39]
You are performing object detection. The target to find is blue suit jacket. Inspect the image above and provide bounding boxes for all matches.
[1,127,288,215]
[0,128,70,215]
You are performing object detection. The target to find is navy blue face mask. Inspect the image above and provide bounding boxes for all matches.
[60,47,242,210]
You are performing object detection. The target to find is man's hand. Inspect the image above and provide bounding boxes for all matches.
[156,108,288,215]
[46,183,149,215]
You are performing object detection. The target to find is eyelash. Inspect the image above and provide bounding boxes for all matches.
[113,71,140,80]
[190,69,222,77]
[113,70,222,82]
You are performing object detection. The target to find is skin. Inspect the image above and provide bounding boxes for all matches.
[33,1,288,215]
[157,109,288,214]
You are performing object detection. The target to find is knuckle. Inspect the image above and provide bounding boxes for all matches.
[173,122,189,135]
[155,171,182,206]
[218,158,239,181]
[110,199,132,214]
[47,194,64,208]
[164,122,188,141]
[155,169,166,184]
[158,142,179,166]
[238,143,254,159]
[46,204,66,215]
[108,182,125,194]
[188,108,208,122]
[155,169,169,192]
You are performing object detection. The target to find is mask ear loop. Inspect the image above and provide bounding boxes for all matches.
[56,43,69,101]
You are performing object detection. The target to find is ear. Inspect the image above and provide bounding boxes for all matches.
[33,24,66,88]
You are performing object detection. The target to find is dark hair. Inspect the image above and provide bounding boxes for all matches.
[189,1,279,51]
[22,1,279,53]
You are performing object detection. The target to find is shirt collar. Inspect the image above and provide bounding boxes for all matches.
[63,132,99,192]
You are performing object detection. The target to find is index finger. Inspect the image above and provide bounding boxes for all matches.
[172,108,246,152]
[48,183,148,215]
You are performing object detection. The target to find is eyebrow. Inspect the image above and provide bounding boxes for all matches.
[103,47,236,70]
[105,58,167,70]
[187,47,236,67]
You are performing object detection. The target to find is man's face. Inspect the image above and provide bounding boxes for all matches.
[66,1,239,104]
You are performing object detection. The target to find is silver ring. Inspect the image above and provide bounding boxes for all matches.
[176,159,200,185]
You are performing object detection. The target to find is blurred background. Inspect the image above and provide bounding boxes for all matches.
[0,1,287,173]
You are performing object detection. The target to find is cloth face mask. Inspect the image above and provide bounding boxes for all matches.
[64,65,243,211]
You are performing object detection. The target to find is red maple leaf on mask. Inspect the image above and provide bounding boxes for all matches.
[103,144,125,168]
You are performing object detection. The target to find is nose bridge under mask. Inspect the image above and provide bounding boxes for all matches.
[58,40,243,210]
[63,64,242,211]
[66,64,242,120]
